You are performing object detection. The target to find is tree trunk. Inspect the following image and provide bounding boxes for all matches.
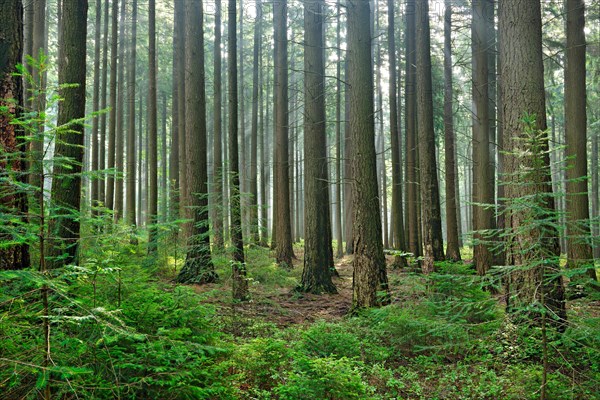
[98,0,109,207]
[160,92,167,223]
[443,0,461,261]
[227,0,249,300]
[334,3,343,258]
[147,0,158,253]
[114,0,126,220]
[126,0,137,228]
[91,0,101,212]
[416,0,445,273]
[176,0,216,285]
[106,0,119,212]
[212,0,224,250]
[273,0,295,267]
[388,0,406,259]
[47,0,88,267]
[300,0,336,294]
[249,3,261,245]
[259,6,268,247]
[564,0,596,280]
[343,58,353,255]
[348,0,389,308]
[498,0,566,324]
[175,0,188,237]
[472,0,494,274]
[405,0,419,258]
[0,0,30,269]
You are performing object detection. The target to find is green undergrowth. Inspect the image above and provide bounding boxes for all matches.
[1,240,599,399]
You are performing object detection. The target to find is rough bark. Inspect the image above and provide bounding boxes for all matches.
[91,0,101,211]
[249,1,261,245]
[105,0,118,211]
[347,0,389,308]
[443,0,461,261]
[564,0,596,280]
[176,0,216,285]
[147,0,158,253]
[416,0,445,273]
[98,0,109,206]
[273,0,295,267]
[300,0,336,294]
[0,0,30,269]
[212,0,224,250]
[175,0,188,237]
[472,0,494,274]
[125,0,137,227]
[498,0,566,323]
[228,0,249,300]
[47,0,88,268]
[334,3,343,259]
[114,0,126,220]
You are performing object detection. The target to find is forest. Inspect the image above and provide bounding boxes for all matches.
[1,0,599,398]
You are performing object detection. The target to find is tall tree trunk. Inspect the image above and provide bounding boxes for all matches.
[47,0,88,267]
[472,0,494,274]
[212,0,224,250]
[259,6,268,247]
[388,0,406,257]
[114,0,126,220]
[273,0,295,267]
[249,2,261,245]
[498,0,566,323]
[106,0,118,212]
[348,0,388,308]
[334,3,343,259]
[228,0,249,300]
[300,0,336,294]
[175,0,188,237]
[147,0,158,253]
[91,0,102,212]
[125,0,137,228]
[405,0,419,258]
[176,0,216,284]
[343,58,353,255]
[98,0,109,207]
[592,126,599,259]
[444,0,460,261]
[443,0,461,261]
[564,0,596,280]
[0,0,30,269]
[137,95,143,227]
[416,0,445,273]
[160,92,167,223]
[23,0,33,111]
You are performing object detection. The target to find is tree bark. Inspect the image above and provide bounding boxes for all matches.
[0,0,30,269]
[472,0,494,274]
[334,3,343,259]
[443,0,461,261]
[114,0,126,220]
[126,0,137,228]
[98,0,109,207]
[147,0,158,253]
[91,0,101,212]
[300,0,336,294]
[273,0,295,267]
[416,0,445,273]
[348,0,389,308]
[228,0,249,300]
[106,0,119,212]
[498,0,566,323]
[249,1,261,245]
[47,0,88,268]
[176,0,216,284]
[212,0,224,250]
[564,0,596,280]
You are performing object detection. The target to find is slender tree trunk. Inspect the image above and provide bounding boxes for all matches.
[91,0,102,212]
[125,0,137,228]
[228,0,249,300]
[259,6,268,247]
[592,126,599,259]
[106,0,118,212]
[137,95,143,227]
[273,0,295,267]
[405,0,419,258]
[348,0,388,308]
[176,0,216,284]
[334,3,343,258]
[443,0,461,261]
[212,0,224,250]
[564,0,596,280]
[472,0,494,274]
[175,0,188,237]
[160,92,167,223]
[499,0,566,324]
[300,0,336,294]
[0,0,30,269]
[23,0,33,111]
[47,0,88,267]
[343,58,353,255]
[388,0,406,259]
[416,0,445,273]
[98,0,109,207]
[114,0,126,220]
[147,0,158,253]
[249,3,261,244]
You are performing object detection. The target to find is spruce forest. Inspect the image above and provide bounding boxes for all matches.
[1,0,600,398]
